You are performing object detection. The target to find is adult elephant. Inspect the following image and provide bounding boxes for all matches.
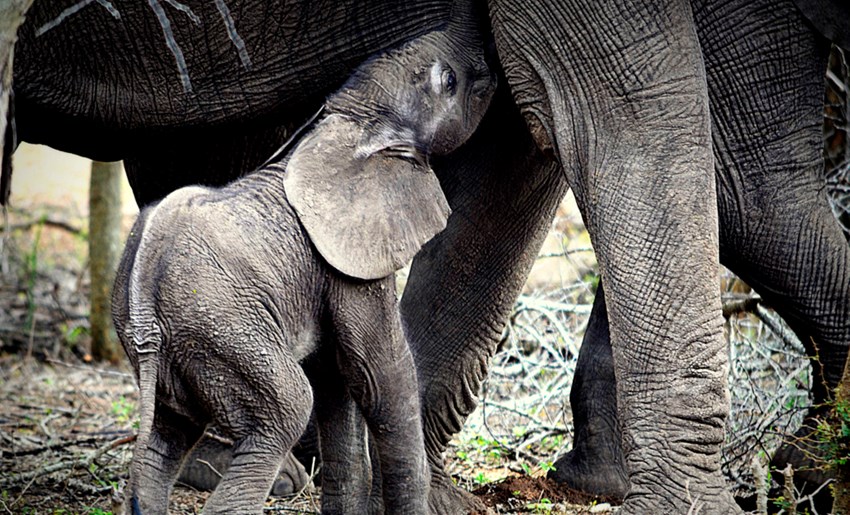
[552,2,850,502]
[11,0,848,513]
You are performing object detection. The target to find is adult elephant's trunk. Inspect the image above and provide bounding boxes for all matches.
[402,87,567,514]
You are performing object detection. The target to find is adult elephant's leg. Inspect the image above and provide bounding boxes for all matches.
[548,283,627,500]
[400,87,566,514]
[554,1,847,503]
[696,0,848,486]
[492,0,736,511]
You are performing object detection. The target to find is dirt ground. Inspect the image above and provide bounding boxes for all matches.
[0,356,610,514]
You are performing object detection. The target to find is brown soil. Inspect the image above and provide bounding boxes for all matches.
[0,354,607,514]
[0,357,318,514]
[473,475,615,514]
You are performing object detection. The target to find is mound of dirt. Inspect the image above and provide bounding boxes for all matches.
[473,475,617,513]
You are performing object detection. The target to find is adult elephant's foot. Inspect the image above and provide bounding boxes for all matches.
[551,283,629,501]
[548,447,628,501]
[428,466,492,515]
[619,476,741,515]
[270,453,312,496]
[178,435,233,490]
[177,434,311,495]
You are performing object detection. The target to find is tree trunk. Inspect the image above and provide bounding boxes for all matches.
[89,161,123,363]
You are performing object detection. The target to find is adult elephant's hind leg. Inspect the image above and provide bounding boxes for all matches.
[400,88,566,514]
[548,283,627,501]
[697,0,847,494]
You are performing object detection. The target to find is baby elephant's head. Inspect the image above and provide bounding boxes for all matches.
[327,25,495,160]
[283,9,494,283]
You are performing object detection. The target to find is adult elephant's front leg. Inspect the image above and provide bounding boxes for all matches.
[400,88,566,514]
[491,0,736,512]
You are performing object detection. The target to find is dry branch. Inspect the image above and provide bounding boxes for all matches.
[8,219,83,235]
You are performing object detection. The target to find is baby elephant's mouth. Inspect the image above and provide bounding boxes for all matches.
[471,63,497,98]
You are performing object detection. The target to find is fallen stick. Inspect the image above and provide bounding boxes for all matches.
[2,436,102,457]
[44,357,133,379]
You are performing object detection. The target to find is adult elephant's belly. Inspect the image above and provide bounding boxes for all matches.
[14,0,451,160]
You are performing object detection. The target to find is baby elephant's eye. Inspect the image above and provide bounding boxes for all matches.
[441,68,457,96]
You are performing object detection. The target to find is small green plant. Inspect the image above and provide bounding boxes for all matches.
[455,449,470,462]
[527,498,553,513]
[23,218,44,331]
[473,472,490,485]
[84,507,113,515]
[815,398,850,468]
[771,495,793,512]
[582,271,600,290]
[456,433,511,467]
[540,435,564,452]
[538,460,556,473]
[111,396,135,424]
[61,323,89,346]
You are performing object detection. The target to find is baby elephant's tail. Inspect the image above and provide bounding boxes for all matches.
[123,207,166,515]
[127,298,161,515]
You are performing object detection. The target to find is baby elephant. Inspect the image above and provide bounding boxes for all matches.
[111,13,495,515]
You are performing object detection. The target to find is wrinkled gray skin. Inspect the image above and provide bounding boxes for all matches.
[111,20,494,514]
[12,0,850,513]
[553,3,850,505]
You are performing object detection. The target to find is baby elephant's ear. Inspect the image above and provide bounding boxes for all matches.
[283,115,451,280]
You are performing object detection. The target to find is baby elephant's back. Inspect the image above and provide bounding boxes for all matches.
[115,184,324,368]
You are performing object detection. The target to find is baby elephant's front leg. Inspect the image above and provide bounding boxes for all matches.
[330,278,429,514]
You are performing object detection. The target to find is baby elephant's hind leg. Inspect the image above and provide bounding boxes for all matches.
[312,369,372,514]
[202,361,313,515]
[126,406,204,514]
